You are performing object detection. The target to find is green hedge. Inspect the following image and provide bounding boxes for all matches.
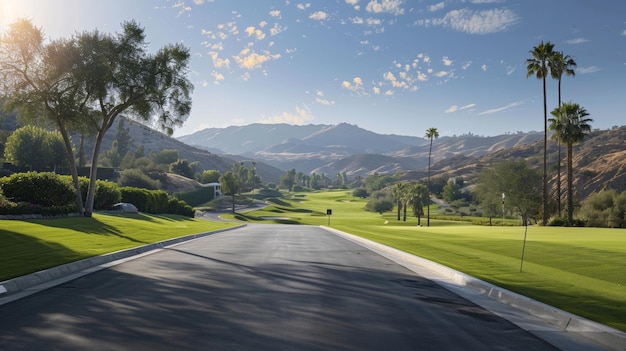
[0,172,75,207]
[121,187,193,217]
[174,186,214,207]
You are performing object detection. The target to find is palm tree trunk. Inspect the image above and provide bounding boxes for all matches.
[542,76,548,225]
[567,144,574,226]
[557,143,562,217]
[427,140,433,227]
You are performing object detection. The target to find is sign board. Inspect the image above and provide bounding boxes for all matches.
[326,209,332,215]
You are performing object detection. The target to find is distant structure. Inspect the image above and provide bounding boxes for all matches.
[203,182,222,198]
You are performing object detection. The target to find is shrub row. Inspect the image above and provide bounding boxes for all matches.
[174,186,214,207]
[120,187,193,217]
[0,172,194,217]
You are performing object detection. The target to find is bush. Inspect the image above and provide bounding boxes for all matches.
[168,198,194,217]
[94,180,122,210]
[352,188,369,198]
[120,187,185,215]
[365,199,393,214]
[118,168,161,190]
[174,186,214,207]
[0,172,75,207]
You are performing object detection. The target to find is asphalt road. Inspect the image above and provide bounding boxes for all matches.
[0,224,561,350]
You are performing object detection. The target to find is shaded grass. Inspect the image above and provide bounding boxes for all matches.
[0,213,236,281]
[238,189,626,332]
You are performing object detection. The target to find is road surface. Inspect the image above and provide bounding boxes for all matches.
[0,224,565,350]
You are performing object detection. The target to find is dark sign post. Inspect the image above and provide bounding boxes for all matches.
[326,209,332,226]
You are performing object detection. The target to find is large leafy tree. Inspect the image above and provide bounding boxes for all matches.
[0,19,90,213]
[526,41,556,225]
[4,125,67,170]
[549,51,577,217]
[0,19,193,217]
[74,21,193,216]
[475,161,542,226]
[425,127,439,226]
[549,102,592,226]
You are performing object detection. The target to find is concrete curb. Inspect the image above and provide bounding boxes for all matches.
[0,225,245,299]
[322,226,626,351]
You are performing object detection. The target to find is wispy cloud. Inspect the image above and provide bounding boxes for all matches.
[565,38,588,44]
[417,8,518,35]
[315,90,335,105]
[578,66,600,74]
[445,103,475,113]
[342,77,364,91]
[260,105,315,124]
[365,0,405,15]
[309,11,329,21]
[478,101,522,115]
[429,2,445,12]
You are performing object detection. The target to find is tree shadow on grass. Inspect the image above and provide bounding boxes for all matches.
[0,229,87,281]
[26,216,122,235]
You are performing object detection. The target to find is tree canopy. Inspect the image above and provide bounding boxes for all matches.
[0,19,194,216]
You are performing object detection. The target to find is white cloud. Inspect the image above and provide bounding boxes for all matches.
[442,56,453,66]
[269,10,281,18]
[209,52,231,69]
[478,101,522,115]
[297,3,311,10]
[578,66,600,74]
[316,90,335,105]
[445,105,458,113]
[565,38,588,44]
[172,2,192,17]
[260,105,315,125]
[270,23,285,36]
[460,103,475,110]
[233,48,281,70]
[365,0,404,15]
[419,8,518,34]
[622,29,626,36]
[211,71,225,84]
[462,61,472,70]
[245,26,266,40]
[342,76,364,91]
[417,72,428,81]
[309,11,328,21]
[434,70,448,77]
[429,2,445,12]
[481,64,487,71]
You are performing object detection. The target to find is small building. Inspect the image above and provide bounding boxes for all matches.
[203,182,223,197]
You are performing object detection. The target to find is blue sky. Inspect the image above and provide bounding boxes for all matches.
[2,0,625,138]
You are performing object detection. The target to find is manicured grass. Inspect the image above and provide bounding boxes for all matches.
[0,213,236,281]
[234,190,626,332]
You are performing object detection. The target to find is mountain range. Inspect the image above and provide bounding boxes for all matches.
[2,110,624,198]
[178,122,626,198]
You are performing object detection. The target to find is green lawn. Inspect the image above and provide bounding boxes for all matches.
[228,190,626,332]
[0,213,236,281]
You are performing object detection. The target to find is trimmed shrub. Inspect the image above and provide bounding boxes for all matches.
[174,186,214,207]
[118,168,161,189]
[352,188,369,198]
[94,180,122,210]
[0,172,75,207]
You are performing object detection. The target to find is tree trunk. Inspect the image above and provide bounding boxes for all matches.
[397,200,401,221]
[567,144,574,226]
[56,118,85,215]
[403,201,407,221]
[542,76,548,225]
[84,128,106,217]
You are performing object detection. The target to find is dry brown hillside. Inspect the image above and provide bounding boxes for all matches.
[430,126,626,199]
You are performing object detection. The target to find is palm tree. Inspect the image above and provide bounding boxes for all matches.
[526,41,556,225]
[393,183,404,221]
[425,127,439,227]
[408,183,428,226]
[549,102,592,226]
[550,51,577,217]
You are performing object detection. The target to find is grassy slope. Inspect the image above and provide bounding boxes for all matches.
[228,190,626,332]
[0,213,235,281]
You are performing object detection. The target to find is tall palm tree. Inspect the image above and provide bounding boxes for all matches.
[526,41,556,225]
[425,127,439,227]
[549,102,592,226]
[550,51,577,217]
